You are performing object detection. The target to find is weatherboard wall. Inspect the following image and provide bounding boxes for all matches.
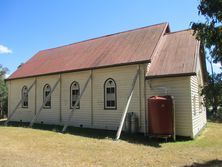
[60,64,146,131]
[35,74,61,124]
[7,78,36,122]
[190,75,207,138]
[190,51,207,138]
[91,64,146,131]
[61,70,92,128]
[146,76,193,137]
[7,64,146,133]
[7,63,206,138]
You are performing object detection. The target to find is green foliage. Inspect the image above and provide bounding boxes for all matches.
[191,0,222,64]
[0,65,8,116]
[201,72,222,114]
[0,64,8,78]
[192,0,222,117]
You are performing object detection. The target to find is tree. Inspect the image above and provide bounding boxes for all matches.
[0,65,8,118]
[191,0,222,64]
[201,71,222,114]
[192,0,222,115]
[0,64,8,77]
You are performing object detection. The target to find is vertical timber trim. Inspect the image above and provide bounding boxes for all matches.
[59,74,62,123]
[138,64,142,129]
[9,80,11,118]
[144,64,148,136]
[189,76,194,138]
[34,77,37,115]
[91,70,93,127]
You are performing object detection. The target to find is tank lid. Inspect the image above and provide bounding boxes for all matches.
[149,95,172,100]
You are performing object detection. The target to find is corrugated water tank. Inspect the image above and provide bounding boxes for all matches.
[148,96,174,136]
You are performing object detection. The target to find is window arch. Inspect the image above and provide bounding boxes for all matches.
[104,78,117,109]
[21,86,28,108]
[43,84,51,108]
[70,81,80,109]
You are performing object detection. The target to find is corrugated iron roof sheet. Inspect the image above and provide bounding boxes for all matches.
[146,29,199,78]
[8,23,168,80]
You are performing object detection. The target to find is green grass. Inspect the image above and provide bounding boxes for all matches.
[0,121,222,167]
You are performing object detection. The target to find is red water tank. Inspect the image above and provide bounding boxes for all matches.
[148,96,173,136]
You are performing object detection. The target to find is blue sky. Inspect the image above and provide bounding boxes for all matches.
[0,0,221,76]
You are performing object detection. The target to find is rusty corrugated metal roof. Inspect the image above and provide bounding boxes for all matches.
[8,23,168,80]
[146,29,199,78]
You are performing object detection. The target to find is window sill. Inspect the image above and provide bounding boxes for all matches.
[19,110,32,112]
[43,107,51,109]
[104,107,117,110]
[70,107,80,110]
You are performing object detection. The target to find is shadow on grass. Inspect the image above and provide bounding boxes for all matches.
[0,120,191,148]
[184,159,222,167]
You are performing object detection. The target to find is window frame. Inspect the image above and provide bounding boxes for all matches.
[70,81,80,109]
[21,86,28,108]
[104,78,117,110]
[43,84,51,109]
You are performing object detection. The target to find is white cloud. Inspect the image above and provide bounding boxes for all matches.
[0,44,12,54]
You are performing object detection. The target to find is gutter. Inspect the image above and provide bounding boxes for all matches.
[6,60,150,81]
[146,72,196,80]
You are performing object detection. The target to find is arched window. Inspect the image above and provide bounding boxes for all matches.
[70,81,80,109]
[43,84,51,108]
[104,78,117,109]
[21,86,28,108]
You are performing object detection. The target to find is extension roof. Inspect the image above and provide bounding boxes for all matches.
[8,23,202,80]
[146,29,200,78]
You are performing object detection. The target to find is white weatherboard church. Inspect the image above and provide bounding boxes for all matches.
[6,23,207,138]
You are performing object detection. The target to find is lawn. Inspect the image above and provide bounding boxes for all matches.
[0,121,222,167]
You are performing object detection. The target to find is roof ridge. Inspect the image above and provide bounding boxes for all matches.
[149,23,169,60]
[39,22,168,52]
[165,28,192,35]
